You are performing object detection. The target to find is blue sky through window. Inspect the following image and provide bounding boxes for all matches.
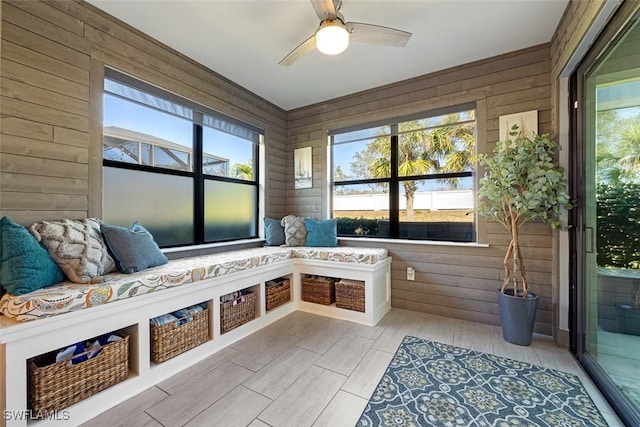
[104,94,254,171]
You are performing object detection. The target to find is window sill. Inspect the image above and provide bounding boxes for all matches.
[161,238,265,254]
[338,237,489,248]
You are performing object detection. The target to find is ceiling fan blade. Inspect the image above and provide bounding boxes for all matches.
[311,0,337,20]
[279,34,317,66]
[346,22,412,47]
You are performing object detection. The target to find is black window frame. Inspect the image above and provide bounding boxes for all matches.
[330,103,476,242]
[102,68,262,248]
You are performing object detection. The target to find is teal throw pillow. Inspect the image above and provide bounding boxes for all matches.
[101,221,168,274]
[264,217,285,246]
[0,216,65,295]
[304,218,338,247]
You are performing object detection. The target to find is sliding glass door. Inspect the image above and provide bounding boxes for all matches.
[573,6,640,425]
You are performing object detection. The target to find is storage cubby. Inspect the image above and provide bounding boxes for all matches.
[265,276,291,311]
[220,285,258,334]
[335,279,365,312]
[301,275,338,305]
[300,275,366,312]
[27,328,132,415]
[150,302,210,364]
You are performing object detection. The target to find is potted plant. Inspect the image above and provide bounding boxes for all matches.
[476,125,572,345]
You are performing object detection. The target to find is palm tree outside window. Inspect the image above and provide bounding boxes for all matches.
[331,106,476,242]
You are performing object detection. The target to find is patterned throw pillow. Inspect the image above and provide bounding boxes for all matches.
[280,215,307,246]
[29,218,116,284]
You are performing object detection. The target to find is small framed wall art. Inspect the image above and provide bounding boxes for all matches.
[499,110,538,141]
[294,146,312,189]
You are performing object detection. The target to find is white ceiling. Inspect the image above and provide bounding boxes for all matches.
[88,0,569,111]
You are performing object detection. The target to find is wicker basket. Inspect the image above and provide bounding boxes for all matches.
[28,334,129,414]
[220,291,256,334]
[336,279,366,312]
[266,278,291,311]
[151,308,209,363]
[302,276,336,305]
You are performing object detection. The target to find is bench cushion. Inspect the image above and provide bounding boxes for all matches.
[0,246,387,322]
[0,247,290,321]
[291,247,388,264]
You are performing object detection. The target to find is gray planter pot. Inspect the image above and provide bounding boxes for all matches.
[496,289,539,346]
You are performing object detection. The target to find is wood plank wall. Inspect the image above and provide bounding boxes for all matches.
[0,0,288,227]
[551,0,608,80]
[549,0,607,136]
[286,44,556,335]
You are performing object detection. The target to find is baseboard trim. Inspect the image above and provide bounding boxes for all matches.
[555,328,570,348]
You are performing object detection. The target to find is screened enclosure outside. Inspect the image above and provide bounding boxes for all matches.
[331,108,476,242]
[102,97,193,172]
[202,117,256,180]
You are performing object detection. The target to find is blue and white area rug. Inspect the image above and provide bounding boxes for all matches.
[357,336,608,427]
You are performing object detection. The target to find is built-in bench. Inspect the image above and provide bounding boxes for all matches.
[0,246,391,427]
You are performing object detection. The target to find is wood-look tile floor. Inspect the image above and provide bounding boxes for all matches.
[85,308,625,427]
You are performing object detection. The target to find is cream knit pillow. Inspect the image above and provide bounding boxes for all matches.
[29,218,116,283]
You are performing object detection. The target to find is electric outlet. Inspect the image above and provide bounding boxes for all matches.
[407,267,415,281]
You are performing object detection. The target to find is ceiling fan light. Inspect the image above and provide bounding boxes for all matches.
[316,20,350,55]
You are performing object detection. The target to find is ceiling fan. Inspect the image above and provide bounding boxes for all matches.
[279,0,412,66]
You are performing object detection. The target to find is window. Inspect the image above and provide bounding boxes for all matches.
[331,106,476,242]
[102,69,262,247]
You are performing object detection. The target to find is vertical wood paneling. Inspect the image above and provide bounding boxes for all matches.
[286,44,555,335]
[0,0,287,225]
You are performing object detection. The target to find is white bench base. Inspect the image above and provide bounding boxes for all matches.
[0,256,391,427]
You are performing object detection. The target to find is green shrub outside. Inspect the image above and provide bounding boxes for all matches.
[597,183,640,269]
[335,217,379,236]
